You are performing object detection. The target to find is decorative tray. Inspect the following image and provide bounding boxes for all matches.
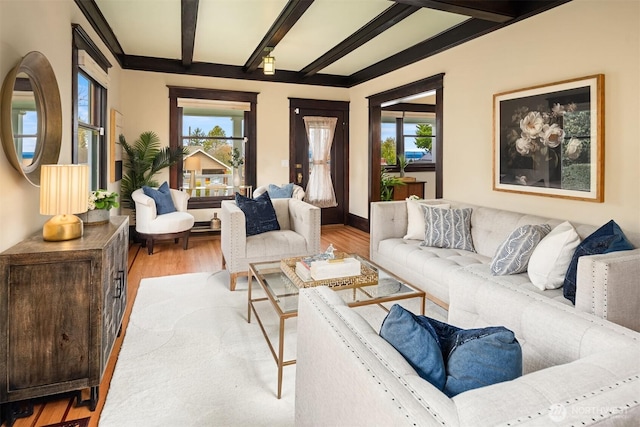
[280,252,379,289]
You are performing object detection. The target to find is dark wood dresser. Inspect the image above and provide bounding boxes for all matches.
[392,181,426,200]
[0,216,128,417]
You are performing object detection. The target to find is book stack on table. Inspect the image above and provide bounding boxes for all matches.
[295,257,361,281]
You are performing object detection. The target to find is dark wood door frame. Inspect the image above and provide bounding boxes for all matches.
[368,74,444,206]
[289,98,350,225]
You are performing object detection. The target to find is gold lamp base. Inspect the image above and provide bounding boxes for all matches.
[43,214,84,241]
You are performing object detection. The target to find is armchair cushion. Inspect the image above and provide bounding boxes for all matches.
[235,191,280,236]
[267,183,294,198]
[142,181,176,215]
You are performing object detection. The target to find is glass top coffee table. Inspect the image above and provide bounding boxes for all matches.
[247,254,425,398]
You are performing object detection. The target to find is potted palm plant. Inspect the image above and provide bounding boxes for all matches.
[118,131,188,209]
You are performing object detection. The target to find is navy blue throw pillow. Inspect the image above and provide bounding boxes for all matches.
[379,305,446,390]
[142,181,176,215]
[235,191,280,236]
[563,220,634,304]
[380,305,522,398]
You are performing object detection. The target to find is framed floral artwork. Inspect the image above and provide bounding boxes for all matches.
[493,74,604,202]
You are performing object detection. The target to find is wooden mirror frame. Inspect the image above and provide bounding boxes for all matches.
[0,51,62,186]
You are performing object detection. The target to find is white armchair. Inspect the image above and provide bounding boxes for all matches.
[221,198,321,290]
[132,187,195,254]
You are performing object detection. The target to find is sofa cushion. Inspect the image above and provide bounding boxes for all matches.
[235,191,280,236]
[490,224,551,276]
[379,304,446,390]
[267,183,294,198]
[563,220,635,304]
[421,206,475,252]
[404,199,451,240]
[142,181,176,215]
[528,221,580,290]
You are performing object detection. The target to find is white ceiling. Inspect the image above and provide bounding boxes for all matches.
[95,0,468,76]
[84,0,569,86]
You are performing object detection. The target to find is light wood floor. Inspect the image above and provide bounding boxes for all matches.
[7,225,369,427]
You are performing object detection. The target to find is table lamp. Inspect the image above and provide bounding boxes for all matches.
[184,156,201,196]
[40,164,89,241]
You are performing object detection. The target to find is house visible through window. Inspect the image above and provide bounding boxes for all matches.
[179,99,247,196]
[168,87,257,208]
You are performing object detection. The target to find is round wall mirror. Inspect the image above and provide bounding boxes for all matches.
[0,51,62,186]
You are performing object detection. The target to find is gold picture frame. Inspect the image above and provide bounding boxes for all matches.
[110,108,123,182]
[493,74,604,202]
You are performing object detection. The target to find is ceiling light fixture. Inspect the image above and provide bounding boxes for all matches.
[263,48,275,76]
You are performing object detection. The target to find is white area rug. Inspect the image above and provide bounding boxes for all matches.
[99,272,296,427]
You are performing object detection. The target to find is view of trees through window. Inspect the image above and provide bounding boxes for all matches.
[381,111,436,166]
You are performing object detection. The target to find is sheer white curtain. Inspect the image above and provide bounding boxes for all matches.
[304,116,337,208]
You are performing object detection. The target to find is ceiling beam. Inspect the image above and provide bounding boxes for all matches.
[243,0,314,73]
[392,0,516,23]
[349,0,570,86]
[73,0,125,64]
[181,0,199,68]
[123,55,351,87]
[300,3,419,77]
[349,18,498,85]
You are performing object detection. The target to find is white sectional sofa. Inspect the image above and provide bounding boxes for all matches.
[294,200,640,425]
[369,199,640,331]
[295,284,640,426]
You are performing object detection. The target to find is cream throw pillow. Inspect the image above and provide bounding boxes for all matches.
[527,221,581,290]
[404,199,451,240]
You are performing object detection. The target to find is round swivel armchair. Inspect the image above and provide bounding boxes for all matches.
[132,186,195,254]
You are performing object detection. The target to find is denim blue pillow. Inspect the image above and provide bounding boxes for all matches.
[563,220,634,304]
[379,305,446,390]
[267,183,294,199]
[426,318,522,397]
[235,191,280,236]
[142,181,176,215]
[381,306,522,398]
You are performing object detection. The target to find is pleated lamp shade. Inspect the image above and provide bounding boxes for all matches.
[40,164,89,241]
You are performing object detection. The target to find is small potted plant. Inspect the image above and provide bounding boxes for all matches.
[230,147,244,187]
[79,190,120,225]
[397,155,415,182]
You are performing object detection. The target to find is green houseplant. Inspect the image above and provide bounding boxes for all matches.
[380,169,405,201]
[119,131,188,209]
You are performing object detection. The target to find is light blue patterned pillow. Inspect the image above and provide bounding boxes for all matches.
[420,207,475,252]
[490,224,552,276]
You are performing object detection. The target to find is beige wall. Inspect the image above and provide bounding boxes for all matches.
[1,0,639,253]
[119,71,348,189]
[350,0,640,233]
[0,0,123,250]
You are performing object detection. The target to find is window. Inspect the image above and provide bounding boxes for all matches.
[168,87,257,208]
[11,78,37,166]
[180,101,246,196]
[381,109,436,167]
[72,25,111,190]
[76,71,105,189]
[368,73,444,201]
